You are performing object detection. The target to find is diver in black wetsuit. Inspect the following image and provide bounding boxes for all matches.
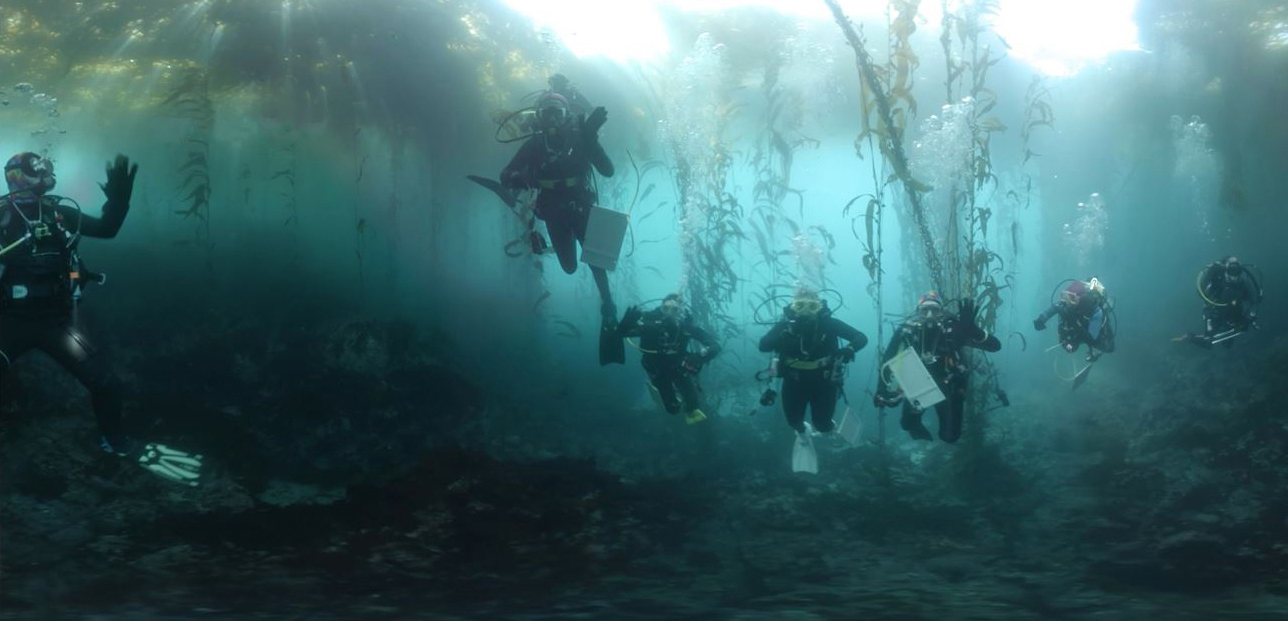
[874,292,1001,443]
[1180,256,1261,348]
[0,152,202,485]
[618,294,721,425]
[1,152,134,454]
[1033,277,1115,361]
[502,92,618,362]
[758,290,867,434]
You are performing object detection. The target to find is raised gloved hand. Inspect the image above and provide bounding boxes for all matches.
[619,305,642,332]
[1033,317,1047,331]
[100,154,138,205]
[584,106,608,137]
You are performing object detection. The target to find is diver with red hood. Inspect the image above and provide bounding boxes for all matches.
[1,152,202,486]
[1033,277,1116,361]
[500,91,620,364]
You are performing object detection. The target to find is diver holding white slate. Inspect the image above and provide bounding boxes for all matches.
[874,292,1001,443]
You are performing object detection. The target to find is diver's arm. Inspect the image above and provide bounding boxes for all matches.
[758,322,789,353]
[54,202,123,239]
[501,139,538,189]
[587,139,614,178]
[826,317,869,351]
[967,332,1002,353]
[874,330,904,397]
[1034,303,1061,330]
[688,324,722,359]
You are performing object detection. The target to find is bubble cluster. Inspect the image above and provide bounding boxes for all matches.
[2,81,67,137]
[911,97,977,232]
[791,233,826,289]
[1170,114,1218,236]
[1062,192,1109,268]
[659,33,729,291]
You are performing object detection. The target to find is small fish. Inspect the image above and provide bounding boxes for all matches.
[553,319,581,339]
[532,291,551,314]
[356,155,370,184]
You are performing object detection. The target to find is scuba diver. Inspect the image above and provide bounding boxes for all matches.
[873,292,1001,444]
[617,294,720,425]
[501,92,621,364]
[1177,256,1261,348]
[758,289,867,471]
[0,152,202,486]
[1034,277,1115,361]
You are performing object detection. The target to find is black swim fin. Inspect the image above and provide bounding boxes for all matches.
[599,322,625,366]
[466,175,518,210]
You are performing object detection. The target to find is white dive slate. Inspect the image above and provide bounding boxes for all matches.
[882,347,947,410]
[581,206,630,271]
[836,407,863,447]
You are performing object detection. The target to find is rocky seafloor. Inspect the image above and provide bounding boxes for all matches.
[3,318,1287,620]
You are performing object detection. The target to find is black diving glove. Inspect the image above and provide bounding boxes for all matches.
[682,353,706,375]
[873,388,901,408]
[837,344,857,363]
[1033,317,1047,331]
[583,106,608,139]
[618,305,642,333]
[100,154,138,206]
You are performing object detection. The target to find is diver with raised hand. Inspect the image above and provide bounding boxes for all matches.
[617,294,721,425]
[500,92,620,364]
[0,152,202,486]
[759,288,867,469]
[874,292,1001,443]
[1177,256,1261,348]
[1033,277,1115,361]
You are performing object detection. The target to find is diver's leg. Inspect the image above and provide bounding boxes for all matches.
[0,316,40,407]
[39,322,126,447]
[900,402,932,441]
[675,370,701,413]
[809,374,839,433]
[936,394,964,444]
[653,368,681,414]
[780,377,808,433]
[590,266,613,307]
[546,216,579,275]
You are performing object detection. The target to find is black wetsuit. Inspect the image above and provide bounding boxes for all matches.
[0,194,128,442]
[1036,288,1114,355]
[759,315,867,434]
[620,309,720,415]
[877,311,1000,443]
[1199,263,1259,336]
[501,124,614,304]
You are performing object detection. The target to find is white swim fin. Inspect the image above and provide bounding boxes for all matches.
[791,424,818,474]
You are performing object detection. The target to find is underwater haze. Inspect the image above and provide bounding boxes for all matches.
[2,0,1288,619]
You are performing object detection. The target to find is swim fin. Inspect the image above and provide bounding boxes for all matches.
[600,323,625,365]
[685,409,707,425]
[1071,362,1094,391]
[791,425,818,474]
[465,175,519,210]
